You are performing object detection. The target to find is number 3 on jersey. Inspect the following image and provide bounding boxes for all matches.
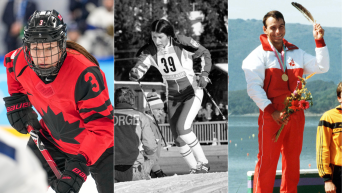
[84,72,99,92]
[162,57,176,73]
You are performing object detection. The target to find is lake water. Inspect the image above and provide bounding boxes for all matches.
[228,115,321,193]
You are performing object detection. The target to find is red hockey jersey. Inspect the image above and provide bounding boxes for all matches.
[4,48,114,166]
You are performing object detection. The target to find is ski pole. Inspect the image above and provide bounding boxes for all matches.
[27,125,62,179]
[137,81,171,150]
[203,88,226,120]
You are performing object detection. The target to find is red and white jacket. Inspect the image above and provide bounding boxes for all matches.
[242,34,329,114]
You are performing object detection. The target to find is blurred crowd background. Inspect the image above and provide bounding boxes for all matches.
[0,0,114,58]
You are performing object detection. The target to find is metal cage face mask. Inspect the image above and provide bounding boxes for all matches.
[23,41,65,76]
[23,10,67,76]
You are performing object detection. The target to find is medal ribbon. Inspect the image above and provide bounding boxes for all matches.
[270,43,286,73]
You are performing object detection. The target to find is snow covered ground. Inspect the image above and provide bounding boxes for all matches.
[114,172,228,193]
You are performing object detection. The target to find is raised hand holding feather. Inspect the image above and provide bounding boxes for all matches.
[291,2,323,38]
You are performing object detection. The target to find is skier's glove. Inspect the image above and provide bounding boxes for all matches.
[56,155,89,193]
[129,68,140,81]
[198,71,211,88]
[3,94,41,134]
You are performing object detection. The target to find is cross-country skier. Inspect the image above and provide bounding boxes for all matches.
[3,10,113,193]
[129,19,211,174]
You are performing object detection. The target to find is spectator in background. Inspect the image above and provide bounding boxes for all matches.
[204,102,213,121]
[316,82,342,193]
[219,102,228,119]
[2,0,36,53]
[144,91,167,178]
[114,87,157,182]
[196,106,207,122]
[211,107,224,121]
[69,0,99,34]
[66,21,81,43]
[79,0,114,57]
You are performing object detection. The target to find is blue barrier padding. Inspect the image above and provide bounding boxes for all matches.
[0,140,16,161]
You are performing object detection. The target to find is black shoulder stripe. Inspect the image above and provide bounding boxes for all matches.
[318,120,342,129]
[84,113,113,124]
[79,99,112,113]
[13,48,23,81]
[5,57,11,63]
[17,65,29,78]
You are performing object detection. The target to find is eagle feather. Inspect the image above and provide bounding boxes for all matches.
[291,2,315,24]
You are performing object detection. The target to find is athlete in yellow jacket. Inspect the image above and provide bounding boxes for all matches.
[316,82,342,193]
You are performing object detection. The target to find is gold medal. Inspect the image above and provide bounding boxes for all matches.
[282,74,288,81]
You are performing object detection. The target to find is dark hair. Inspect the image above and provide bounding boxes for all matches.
[66,40,99,66]
[151,19,175,38]
[263,10,285,28]
[115,87,135,106]
[337,82,342,98]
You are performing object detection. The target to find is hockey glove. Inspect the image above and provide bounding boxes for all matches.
[56,155,89,193]
[129,68,140,81]
[198,71,211,88]
[3,94,41,134]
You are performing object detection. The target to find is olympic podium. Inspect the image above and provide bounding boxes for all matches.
[247,169,325,193]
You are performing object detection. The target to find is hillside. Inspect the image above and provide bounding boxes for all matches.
[228,80,340,115]
[228,19,342,91]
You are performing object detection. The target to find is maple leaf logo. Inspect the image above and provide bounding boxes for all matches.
[41,106,85,144]
[289,59,295,67]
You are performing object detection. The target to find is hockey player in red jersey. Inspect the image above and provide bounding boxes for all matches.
[3,10,113,193]
[129,19,211,174]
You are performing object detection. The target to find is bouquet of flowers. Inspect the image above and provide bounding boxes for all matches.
[273,73,315,142]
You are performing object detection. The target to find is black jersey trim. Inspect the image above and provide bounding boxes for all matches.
[79,99,112,113]
[84,113,113,124]
[12,48,23,81]
[318,120,342,129]
[17,65,29,78]
[5,57,11,64]
[7,67,13,73]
